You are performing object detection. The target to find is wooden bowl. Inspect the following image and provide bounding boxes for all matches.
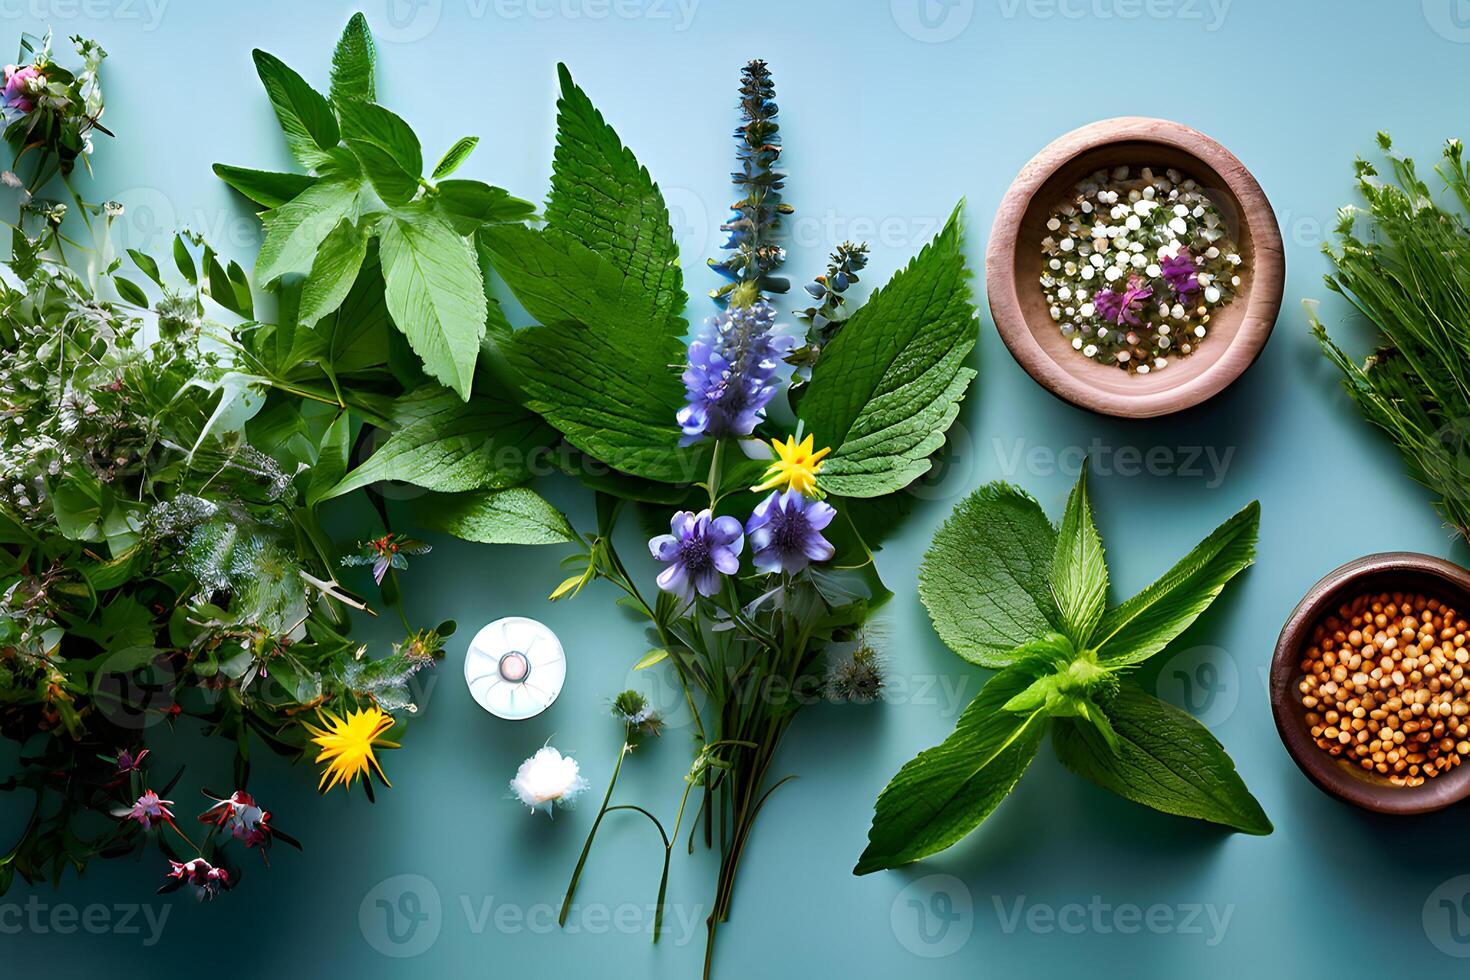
[1269,553,1470,814]
[986,117,1285,418]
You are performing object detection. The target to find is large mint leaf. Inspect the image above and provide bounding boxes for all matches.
[1051,467,1108,647]
[918,483,1059,668]
[546,64,685,322]
[252,49,339,170]
[1093,501,1258,666]
[212,164,317,209]
[1052,683,1271,835]
[419,488,574,545]
[483,224,699,484]
[330,12,375,104]
[798,205,976,497]
[378,203,486,399]
[337,100,422,206]
[319,386,553,500]
[855,664,1048,874]
[256,179,362,285]
[437,179,536,236]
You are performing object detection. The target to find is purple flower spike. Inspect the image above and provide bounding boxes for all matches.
[1092,275,1153,327]
[1160,250,1200,297]
[746,490,837,575]
[649,510,745,601]
[677,300,794,446]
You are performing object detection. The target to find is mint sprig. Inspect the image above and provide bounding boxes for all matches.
[856,463,1269,875]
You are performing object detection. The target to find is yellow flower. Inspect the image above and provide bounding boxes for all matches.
[752,434,831,496]
[303,705,399,794]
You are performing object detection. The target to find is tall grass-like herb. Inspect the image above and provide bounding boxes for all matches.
[1310,133,1470,541]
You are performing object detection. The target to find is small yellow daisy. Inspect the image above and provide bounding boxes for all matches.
[752,434,831,497]
[303,705,399,794]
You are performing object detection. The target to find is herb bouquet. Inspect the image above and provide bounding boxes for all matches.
[0,15,569,898]
[481,60,977,975]
[1309,133,1470,543]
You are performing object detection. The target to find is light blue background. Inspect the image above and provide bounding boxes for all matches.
[5,0,1470,975]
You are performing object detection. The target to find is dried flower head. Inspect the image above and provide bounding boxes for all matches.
[827,646,885,704]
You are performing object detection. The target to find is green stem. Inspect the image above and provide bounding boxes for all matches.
[558,740,629,927]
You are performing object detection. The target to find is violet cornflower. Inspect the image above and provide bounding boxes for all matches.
[1160,250,1200,296]
[113,790,175,830]
[677,300,793,445]
[649,509,744,601]
[1092,275,1153,327]
[2,64,40,116]
[746,490,837,575]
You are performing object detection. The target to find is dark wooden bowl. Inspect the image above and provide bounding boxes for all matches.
[1270,552,1470,814]
[987,117,1285,418]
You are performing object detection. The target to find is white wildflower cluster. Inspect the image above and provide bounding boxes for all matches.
[1039,165,1246,374]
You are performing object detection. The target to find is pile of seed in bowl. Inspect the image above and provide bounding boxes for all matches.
[1296,591,1470,787]
[1038,165,1245,374]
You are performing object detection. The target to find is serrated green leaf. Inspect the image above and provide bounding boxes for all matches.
[437,179,536,235]
[798,204,976,497]
[213,163,318,209]
[252,49,339,169]
[319,386,551,500]
[1052,683,1271,834]
[484,223,699,483]
[1051,466,1108,646]
[1092,501,1259,666]
[256,179,362,285]
[377,204,486,399]
[330,12,375,104]
[918,482,1059,668]
[855,664,1048,874]
[337,100,422,205]
[418,488,575,545]
[546,64,685,323]
[298,217,368,327]
[432,136,479,179]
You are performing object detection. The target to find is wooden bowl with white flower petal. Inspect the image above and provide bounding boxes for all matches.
[987,117,1284,418]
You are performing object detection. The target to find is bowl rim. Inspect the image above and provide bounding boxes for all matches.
[986,116,1285,419]
[1269,551,1470,815]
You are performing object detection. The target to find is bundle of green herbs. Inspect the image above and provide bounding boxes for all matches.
[1310,132,1470,542]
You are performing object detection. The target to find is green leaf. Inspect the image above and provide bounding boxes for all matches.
[432,136,479,179]
[377,204,487,399]
[854,664,1048,874]
[546,64,686,323]
[256,179,361,285]
[337,100,422,206]
[212,163,317,209]
[298,217,368,327]
[172,235,196,284]
[127,248,161,286]
[634,648,669,670]
[797,204,976,497]
[418,488,575,545]
[112,276,147,307]
[485,223,699,483]
[436,179,536,235]
[252,49,340,168]
[330,12,376,104]
[1092,501,1259,666]
[918,483,1059,668]
[1052,683,1272,835]
[306,412,351,509]
[1051,466,1108,647]
[319,386,552,500]
[207,254,253,317]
